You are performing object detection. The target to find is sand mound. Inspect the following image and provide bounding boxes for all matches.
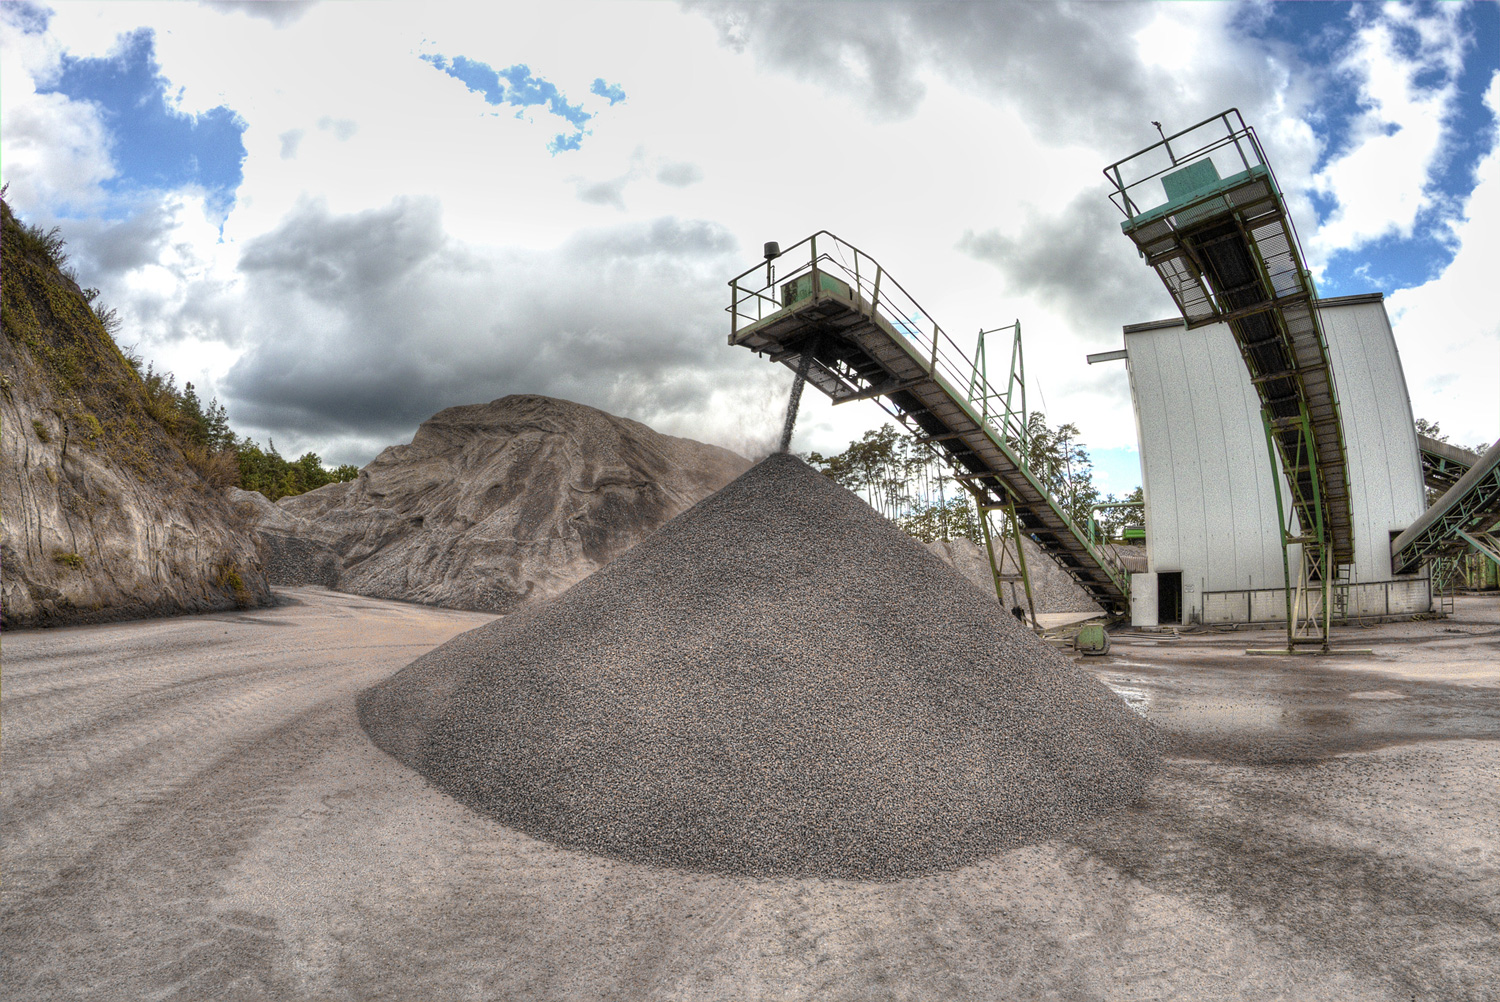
[253,395,749,611]
[358,454,1159,879]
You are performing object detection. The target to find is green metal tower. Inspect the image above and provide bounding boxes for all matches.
[1104,110,1354,651]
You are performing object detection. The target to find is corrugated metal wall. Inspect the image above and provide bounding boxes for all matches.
[1123,295,1428,624]
[1318,299,1428,581]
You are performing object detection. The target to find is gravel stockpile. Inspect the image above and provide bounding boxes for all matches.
[926,536,1102,615]
[259,532,342,587]
[228,487,342,587]
[358,454,1160,879]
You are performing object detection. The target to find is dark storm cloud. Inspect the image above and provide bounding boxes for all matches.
[693,2,1288,150]
[958,191,1175,337]
[221,197,753,458]
[201,2,317,27]
[238,195,446,297]
[699,1,926,119]
[56,199,175,276]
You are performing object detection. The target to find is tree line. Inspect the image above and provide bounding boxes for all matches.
[130,360,359,500]
[804,416,1143,546]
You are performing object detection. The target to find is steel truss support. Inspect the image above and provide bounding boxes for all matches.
[1263,406,1333,651]
[1455,528,1500,571]
[1392,438,1500,574]
[972,494,1039,629]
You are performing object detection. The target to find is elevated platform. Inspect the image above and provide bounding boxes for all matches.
[1393,438,1500,574]
[728,233,1131,615]
[1418,434,1481,493]
[1104,110,1354,569]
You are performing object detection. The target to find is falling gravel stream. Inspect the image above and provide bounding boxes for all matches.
[778,347,816,453]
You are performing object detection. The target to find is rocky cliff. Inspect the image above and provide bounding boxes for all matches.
[1,199,271,629]
[247,395,751,612]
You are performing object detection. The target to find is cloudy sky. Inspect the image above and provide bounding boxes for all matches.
[3,1,1497,493]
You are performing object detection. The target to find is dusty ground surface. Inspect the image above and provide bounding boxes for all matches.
[3,587,1497,1001]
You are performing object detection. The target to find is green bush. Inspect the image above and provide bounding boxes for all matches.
[3,194,363,501]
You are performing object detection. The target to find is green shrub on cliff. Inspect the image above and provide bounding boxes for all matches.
[2,194,358,502]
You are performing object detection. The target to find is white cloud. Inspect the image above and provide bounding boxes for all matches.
[0,10,114,211]
[1386,70,1500,450]
[1308,4,1466,257]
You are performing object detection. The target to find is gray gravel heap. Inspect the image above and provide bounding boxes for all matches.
[258,532,341,587]
[358,453,1160,879]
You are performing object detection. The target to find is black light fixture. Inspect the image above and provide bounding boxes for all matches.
[764,241,780,287]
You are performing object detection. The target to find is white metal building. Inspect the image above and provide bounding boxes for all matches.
[1118,293,1430,626]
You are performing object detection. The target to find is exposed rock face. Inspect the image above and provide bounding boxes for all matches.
[254,396,751,612]
[1,200,270,629]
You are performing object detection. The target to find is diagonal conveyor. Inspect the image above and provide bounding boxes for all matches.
[1418,434,1481,494]
[1393,438,1500,574]
[727,232,1131,616]
[1105,110,1354,569]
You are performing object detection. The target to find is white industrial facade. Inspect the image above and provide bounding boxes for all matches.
[1120,293,1430,626]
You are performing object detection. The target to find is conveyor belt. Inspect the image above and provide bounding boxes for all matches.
[727,233,1131,615]
[1393,438,1500,573]
[1105,110,1354,569]
[1417,434,1481,493]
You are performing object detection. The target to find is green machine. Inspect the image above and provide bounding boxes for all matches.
[1074,623,1111,656]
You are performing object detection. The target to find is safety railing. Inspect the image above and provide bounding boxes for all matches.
[728,231,1033,451]
[1101,108,1269,222]
[727,230,1129,591]
[1087,500,1145,546]
[1200,578,1432,625]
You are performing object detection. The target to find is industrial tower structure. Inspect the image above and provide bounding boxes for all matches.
[1104,110,1353,650]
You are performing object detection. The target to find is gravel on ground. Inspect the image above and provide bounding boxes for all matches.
[4,589,1496,1001]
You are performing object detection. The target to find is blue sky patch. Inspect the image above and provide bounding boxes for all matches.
[3,1,52,34]
[1090,446,1143,498]
[37,28,246,216]
[548,131,586,155]
[590,78,626,105]
[423,52,600,151]
[1239,2,1499,294]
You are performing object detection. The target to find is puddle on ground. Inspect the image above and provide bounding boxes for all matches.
[1097,672,1152,716]
[1086,660,1500,762]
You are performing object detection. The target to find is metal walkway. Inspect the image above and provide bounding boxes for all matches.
[1104,110,1354,571]
[1393,438,1500,574]
[1418,434,1481,494]
[727,232,1131,615]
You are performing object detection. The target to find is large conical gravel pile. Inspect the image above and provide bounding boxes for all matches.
[358,454,1159,879]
